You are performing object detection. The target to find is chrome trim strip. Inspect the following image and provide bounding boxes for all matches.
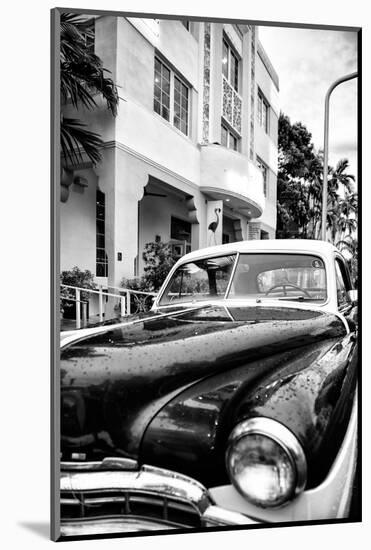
[61,463,212,515]
[201,505,259,526]
[227,417,307,503]
[61,457,138,471]
[225,252,240,298]
[60,517,179,536]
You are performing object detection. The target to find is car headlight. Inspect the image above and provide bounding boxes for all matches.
[226,417,307,508]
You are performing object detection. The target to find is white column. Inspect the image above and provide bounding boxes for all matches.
[95,147,148,290]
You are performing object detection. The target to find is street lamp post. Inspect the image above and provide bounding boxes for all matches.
[321,72,358,241]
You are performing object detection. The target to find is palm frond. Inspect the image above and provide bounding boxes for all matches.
[61,117,103,165]
[59,13,119,167]
[60,13,118,115]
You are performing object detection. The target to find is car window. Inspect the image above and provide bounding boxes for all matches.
[159,255,236,305]
[335,258,351,308]
[228,253,327,302]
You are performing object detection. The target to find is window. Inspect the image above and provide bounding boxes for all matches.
[257,89,270,133]
[335,259,351,308]
[222,37,239,92]
[154,57,189,136]
[160,255,237,305]
[96,190,108,277]
[154,57,171,121]
[170,217,192,259]
[229,254,327,303]
[171,217,191,242]
[174,77,189,135]
[221,123,239,151]
[256,156,268,196]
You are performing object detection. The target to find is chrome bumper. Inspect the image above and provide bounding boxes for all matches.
[60,459,258,537]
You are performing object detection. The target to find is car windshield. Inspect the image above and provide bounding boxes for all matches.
[159,252,327,306]
[159,254,237,305]
[229,253,327,302]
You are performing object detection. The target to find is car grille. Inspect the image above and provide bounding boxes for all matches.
[61,488,202,529]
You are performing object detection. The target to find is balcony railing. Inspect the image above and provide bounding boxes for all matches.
[222,76,242,134]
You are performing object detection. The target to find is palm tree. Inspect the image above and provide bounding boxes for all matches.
[336,193,358,242]
[311,159,356,241]
[60,13,119,166]
[336,235,358,256]
[328,159,355,195]
[307,175,322,239]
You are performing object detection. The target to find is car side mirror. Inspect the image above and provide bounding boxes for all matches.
[348,289,358,305]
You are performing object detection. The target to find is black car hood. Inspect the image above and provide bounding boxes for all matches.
[60,304,345,461]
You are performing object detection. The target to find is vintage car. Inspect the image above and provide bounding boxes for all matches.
[59,239,358,538]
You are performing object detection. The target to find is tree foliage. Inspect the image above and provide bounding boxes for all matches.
[277,113,357,243]
[141,241,177,291]
[60,13,119,166]
[277,113,358,281]
[122,241,176,293]
[60,266,97,312]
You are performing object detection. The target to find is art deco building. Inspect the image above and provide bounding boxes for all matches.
[61,16,279,292]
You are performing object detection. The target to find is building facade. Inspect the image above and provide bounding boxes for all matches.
[61,17,279,292]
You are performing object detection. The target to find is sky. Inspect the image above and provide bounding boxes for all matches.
[258,26,358,186]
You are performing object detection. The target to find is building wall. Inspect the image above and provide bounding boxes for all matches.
[253,41,279,235]
[113,18,201,186]
[60,167,97,275]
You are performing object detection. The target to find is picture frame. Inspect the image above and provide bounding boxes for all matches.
[51,5,361,543]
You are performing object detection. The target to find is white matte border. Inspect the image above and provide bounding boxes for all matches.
[2,0,368,548]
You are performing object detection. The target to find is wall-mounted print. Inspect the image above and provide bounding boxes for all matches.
[51,7,360,542]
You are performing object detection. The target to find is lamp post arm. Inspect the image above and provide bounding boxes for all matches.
[321,72,358,241]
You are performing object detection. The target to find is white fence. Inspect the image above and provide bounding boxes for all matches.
[60,284,156,330]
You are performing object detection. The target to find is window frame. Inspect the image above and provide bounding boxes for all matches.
[256,156,269,196]
[170,216,192,243]
[154,56,190,137]
[257,88,270,134]
[96,189,108,278]
[221,122,240,152]
[222,35,240,93]
[159,254,238,306]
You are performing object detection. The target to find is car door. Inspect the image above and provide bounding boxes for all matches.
[332,253,358,422]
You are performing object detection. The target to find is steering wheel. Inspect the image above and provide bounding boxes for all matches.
[264,283,311,298]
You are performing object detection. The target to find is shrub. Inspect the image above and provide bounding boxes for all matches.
[60,266,97,304]
[122,241,176,293]
[141,240,176,291]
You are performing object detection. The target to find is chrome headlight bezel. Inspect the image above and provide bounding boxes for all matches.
[226,417,307,508]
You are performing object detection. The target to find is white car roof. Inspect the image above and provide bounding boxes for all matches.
[179,239,338,264]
